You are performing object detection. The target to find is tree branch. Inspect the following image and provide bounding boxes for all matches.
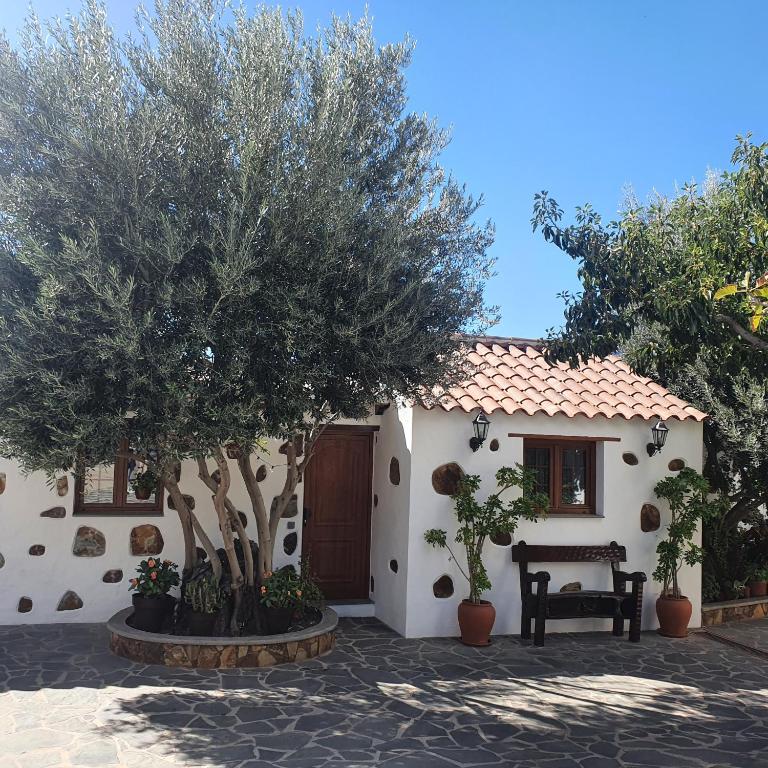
[715,313,768,352]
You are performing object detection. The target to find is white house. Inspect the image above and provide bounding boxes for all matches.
[0,337,706,637]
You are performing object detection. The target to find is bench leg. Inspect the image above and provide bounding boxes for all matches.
[612,617,624,637]
[628,581,644,642]
[521,611,532,640]
[533,613,546,646]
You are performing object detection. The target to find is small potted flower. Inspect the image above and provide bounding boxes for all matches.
[184,573,225,636]
[259,568,301,634]
[129,558,179,632]
[747,566,768,598]
[131,469,158,500]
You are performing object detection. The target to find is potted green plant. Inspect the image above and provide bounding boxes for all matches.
[184,573,225,636]
[653,468,725,637]
[128,558,180,632]
[424,465,547,646]
[131,469,158,501]
[259,567,302,634]
[747,566,768,598]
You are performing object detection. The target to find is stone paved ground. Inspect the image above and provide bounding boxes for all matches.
[1,618,767,768]
[705,616,768,659]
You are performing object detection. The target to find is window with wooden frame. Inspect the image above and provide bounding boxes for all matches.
[74,439,163,516]
[523,438,597,515]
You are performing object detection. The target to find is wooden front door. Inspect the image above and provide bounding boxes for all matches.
[301,427,374,600]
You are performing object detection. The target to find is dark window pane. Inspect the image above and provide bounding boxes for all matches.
[524,446,550,501]
[561,447,587,505]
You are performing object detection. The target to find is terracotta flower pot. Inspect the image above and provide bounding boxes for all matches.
[457,599,496,646]
[744,585,752,599]
[131,593,175,633]
[134,486,152,500]
[747,580,767,598]
[656,595,692,638]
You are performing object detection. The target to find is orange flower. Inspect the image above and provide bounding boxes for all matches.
[260,586,267,594]
[263,570,272,578]
[147,558,156,568]
[130,578,138,587]
[150,572,157,581]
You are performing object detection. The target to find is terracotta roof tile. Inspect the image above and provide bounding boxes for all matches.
[430,339,707,422]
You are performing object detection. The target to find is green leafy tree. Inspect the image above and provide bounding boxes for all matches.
[425,466,547,603]
[531,135,768,534]
[0,0,495,630]
[652,469,726,598]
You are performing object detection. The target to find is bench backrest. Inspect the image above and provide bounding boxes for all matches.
[511,541,626,565]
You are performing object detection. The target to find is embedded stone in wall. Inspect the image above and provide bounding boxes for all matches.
[18,597,32,613]
[490,531,512,547]
[73,526,106,557]
[641,503,661,532]
[279,435,304,456]
[103,569,123,583]
[433,575,454,598]
[28,545,45,556]
[370,575,374,593]
[668,458,686,471]
[373,494,378,508]
[196,546,208,562]
[389,559,398,574]
[40,506,66,518]
[57,591,83,611]
[211,469,221,485]
[622,452,639,466]
[283,532,297,556]
[431,462,465,496]
[389,457,400,486]
[270,494,298,519]
[0,472,5,494]
[56,476,69,496]
[255,464,268,482]
[560,582,582,593]
[130,524,164,556]
[0,552,4,569]
[167,493,195,511]
[226,443,243,459]
[238,511,248,528]
[489,438,500,452]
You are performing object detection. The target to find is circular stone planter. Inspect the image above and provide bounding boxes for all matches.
[108,607,338,668]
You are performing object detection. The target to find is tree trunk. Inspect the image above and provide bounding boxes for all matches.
[211,448,244,635]
[162,470,196,575]
[237,452,273,575]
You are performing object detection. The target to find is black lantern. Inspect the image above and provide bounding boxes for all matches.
[469,412,491,452]
[646,418,670,456]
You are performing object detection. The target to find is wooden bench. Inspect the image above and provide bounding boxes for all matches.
[511,541,647,646]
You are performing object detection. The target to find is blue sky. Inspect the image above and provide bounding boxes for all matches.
[3,1,767,338]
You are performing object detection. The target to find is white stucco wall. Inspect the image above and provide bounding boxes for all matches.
[370,403,412,635]
[0,441,305,625]
[403,408,704,639]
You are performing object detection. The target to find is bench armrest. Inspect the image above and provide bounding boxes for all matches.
[614,570,647,584]
[525,570,551,585]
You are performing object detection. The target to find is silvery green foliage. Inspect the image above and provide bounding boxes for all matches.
[0,0,495,475]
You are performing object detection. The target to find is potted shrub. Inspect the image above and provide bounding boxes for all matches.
[184,573,225,636]
[259,567,302,634]
[128,558,180,632]
[424,465,547,646]
[747,566,768,598]
[653,468,725,637]
[131,469,158,501]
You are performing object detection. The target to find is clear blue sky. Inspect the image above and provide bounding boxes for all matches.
[3,1,767,338]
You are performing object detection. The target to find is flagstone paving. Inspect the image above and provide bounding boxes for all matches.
[0,618,767,767]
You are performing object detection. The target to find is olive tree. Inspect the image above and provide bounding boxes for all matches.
[0,1,495,629]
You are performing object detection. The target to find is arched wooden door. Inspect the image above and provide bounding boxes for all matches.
[301,426,374,600]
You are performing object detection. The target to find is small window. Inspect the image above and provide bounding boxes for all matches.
[74,439,163,516]
[523,439,596,515]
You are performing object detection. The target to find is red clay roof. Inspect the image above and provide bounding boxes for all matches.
[430,338,707,422]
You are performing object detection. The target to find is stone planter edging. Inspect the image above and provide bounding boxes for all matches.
[108,606,338,667]
[702,597,768,626]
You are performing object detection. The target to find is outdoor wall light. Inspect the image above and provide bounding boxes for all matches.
[646,418,670,457]
[469,412,491,452]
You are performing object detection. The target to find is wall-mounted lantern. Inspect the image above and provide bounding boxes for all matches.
[646,418,669,457]
[469,412,491,452]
